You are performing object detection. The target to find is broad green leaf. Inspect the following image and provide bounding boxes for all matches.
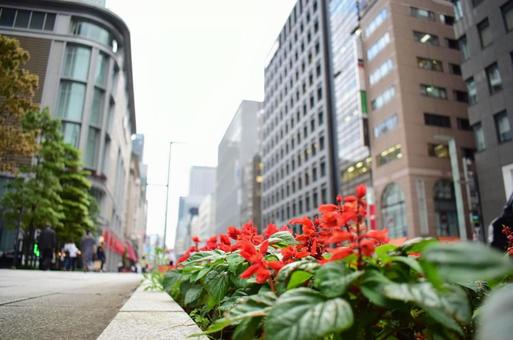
[424,306,463,336]
[275,259,320,294]
[384,283,471,323]
[202,318,233,334]
[314,262,363,298]
[227,252,246,274]
[227,292,277,321]
[264,288,353,340]
[205,268,229,304]
[423,242,513,283]
[477,284,513,340]
[390,256,423,274]
[361,270,393,307]
[375,244,397,261]
[399,237,438,254]
[268,231,298,247]
[184,285,203,306]
[233,316,262,340]
[287,270,313,290]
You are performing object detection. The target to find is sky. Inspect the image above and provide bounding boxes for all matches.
[105,0,296,247]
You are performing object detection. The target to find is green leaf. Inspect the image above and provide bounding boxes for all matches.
[477,284,513,340]
[375,244,397,261]
[205,268,229,304]
[184,285,203,306]
[287,270,313,290]
[314,262,363,298]
[422,242,513,283]
[424,306,463,336]
[389,256,423,274]
[361,270,393,307]
[227,252,246,274]
[268,231,298,247]
[399,237,438,254]
[202,318,233,334]
[264,288,353,340]
[233,316,262,340]
[275,259,320,294]
[384,283,471,324]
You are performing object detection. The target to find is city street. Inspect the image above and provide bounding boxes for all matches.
[0,270,141,340]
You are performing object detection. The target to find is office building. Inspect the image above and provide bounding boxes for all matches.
[190,193,216,242]
[216,100,262,233]
[0,0,137,269]
[453,0,513,227]
[262,0,339,228]
[360,0,475,238]
[175,166,216,255]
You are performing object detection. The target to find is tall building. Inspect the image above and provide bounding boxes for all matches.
[216,100,262,233]
[453,0,513,227]
[360,0,475,238]
[0,0,137,269]
[328,0,372,196]
[262,0,339,229]
[190,193,216,242]
[174,166,216,255]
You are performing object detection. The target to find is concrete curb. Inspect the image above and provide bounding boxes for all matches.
[98,284,208,339]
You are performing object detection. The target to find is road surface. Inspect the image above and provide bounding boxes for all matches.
[0,270,141,340]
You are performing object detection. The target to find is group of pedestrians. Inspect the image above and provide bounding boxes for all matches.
[38,227,106,271]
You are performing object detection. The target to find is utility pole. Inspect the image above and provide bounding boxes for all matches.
[163,142,172,249]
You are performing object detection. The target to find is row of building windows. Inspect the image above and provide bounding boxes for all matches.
[473,110,513,151]
[0,7,55,31]
[264,135,326,192]
[371,86,395,110]
[465,56,513,105]
[263,158,327,209]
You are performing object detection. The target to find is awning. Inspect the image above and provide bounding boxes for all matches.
[102,229,125,255]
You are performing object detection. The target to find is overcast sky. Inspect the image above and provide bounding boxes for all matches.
[105,0,296,247]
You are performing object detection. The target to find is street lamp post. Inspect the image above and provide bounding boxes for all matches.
[162,141,184,249]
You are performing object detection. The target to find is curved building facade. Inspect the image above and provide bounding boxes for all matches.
[0,0,137,270]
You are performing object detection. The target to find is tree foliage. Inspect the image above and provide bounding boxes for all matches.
[0,35,39,173]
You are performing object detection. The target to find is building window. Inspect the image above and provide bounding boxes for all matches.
[502,0,513,32]
[365,7,389,38]
[381,183,407,238]
[63,45,91,82]
[371,86,395,110]
[428,143,449,158]
[71,18,118,51]
[472,0,483,7]
[377,144,402,166]
[90,88,105,127]
[477,19,493,48]
[85,127,100,168]
[410,7,435,21]
[413,31,439,46]
[57,81,86,121]
[453,90,468,103]
[420,84,447,99]
[434,180,458,236]
[374,114,399,138]
[465,77,477,104]
[458,35,469,60]
[62,122,81,147]
[0,7,55,31]
[473,123,486,151]
[457,118,471,131]
[486,63,503,94]
[367,32,391,61]
[424,113,451,128]
[446,38,459,50]
[417,57,443,72]
[95,52,109,87]
[440,14,455,25]
[449,63,461,75]
[495,111,512,143]
[369,59,394,85]
[453,0,463,21]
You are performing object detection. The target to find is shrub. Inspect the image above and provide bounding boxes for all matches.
[161,185,513,339]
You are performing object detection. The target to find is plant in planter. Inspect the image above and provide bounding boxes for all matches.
[161,185,513,340]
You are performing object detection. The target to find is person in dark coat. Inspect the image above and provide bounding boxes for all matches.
[489,193,513,251]
[96,244,106,272]
[80,231,96,271]
[38,225,56,270]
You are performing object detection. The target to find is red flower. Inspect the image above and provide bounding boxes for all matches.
[325,247,353,262]
[360,239,377,257]
[264,224,279,238]
[192,235,200,243]
[356,184,366,198]
[227,226,240,240]
[328,230,354,243]
[364,229,389,243]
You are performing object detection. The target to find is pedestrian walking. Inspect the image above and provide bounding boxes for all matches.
[96,244,106,272]
[38,225,56,270]
[62,241,79,271]
[80,231,96,272]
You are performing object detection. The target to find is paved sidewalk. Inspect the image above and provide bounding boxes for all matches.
[0,269,141,340]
